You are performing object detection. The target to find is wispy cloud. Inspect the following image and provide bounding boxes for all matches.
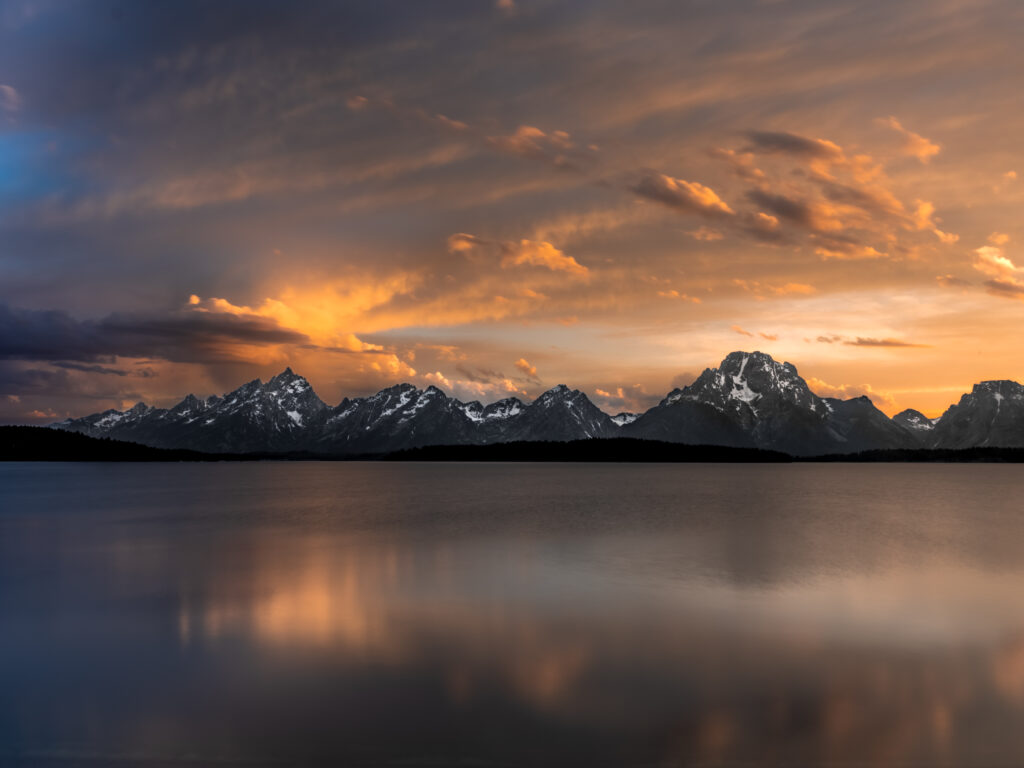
[0,84,20,112]
[879,116,940,163]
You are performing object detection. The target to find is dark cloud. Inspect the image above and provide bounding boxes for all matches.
[0,361,145,407]
[50,361,157,377]
[983,279,1024,297]
[843,337,929,348]
[454,364,509,385]
[818,179,897,215]
[0,304,309,363]
[0,363,71,394]
[746,189,818,229]
[743,131,843,160]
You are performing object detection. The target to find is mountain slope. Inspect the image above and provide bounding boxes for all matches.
[930,381,1024,448]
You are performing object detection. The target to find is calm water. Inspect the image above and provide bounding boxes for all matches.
[2,463,1024,767]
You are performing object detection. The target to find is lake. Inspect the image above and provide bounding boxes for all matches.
[2,462,1024,766]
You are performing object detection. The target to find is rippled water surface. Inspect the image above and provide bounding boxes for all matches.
[3,462,1024,766]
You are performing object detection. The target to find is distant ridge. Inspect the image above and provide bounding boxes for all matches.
[0,426,249,462]
[7,427,1024,463]
[43,350,1024,456]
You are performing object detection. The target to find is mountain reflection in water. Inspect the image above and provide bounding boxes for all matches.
[2,462,1024,766]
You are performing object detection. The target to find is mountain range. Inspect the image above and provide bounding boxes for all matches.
[49,351,1024,456]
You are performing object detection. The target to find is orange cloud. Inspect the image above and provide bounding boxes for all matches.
[806,377,897,411]
[879,116,940,163]
[632,173,735,215]
[26,408,59,419]
[912,201,958,244]
[451,232,587,278]
[709,147,765,181]
[514,357,539,379]
[501,240,589,277]
[657,289,701,302]
[186,293,385,351]
[488,125,550,155]
[814,243,887,261]
[733,282,811,300]
[423,370,452,389]
[973,242,1024,299]
[689,226,724,241]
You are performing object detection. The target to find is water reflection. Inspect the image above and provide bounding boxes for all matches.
[3,462,1024,766]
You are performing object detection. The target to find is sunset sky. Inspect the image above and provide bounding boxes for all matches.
[3,0,1024,422]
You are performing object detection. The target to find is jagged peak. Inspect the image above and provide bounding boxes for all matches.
[722,349,771,364]
[972,380,1024,395]
[229,378,263,394]
[662,349,814,413]
[266,367,312,389]
[364,382,417,402]
[720,350,798,376]
[490,396,525,406]
[538,384,574,400]
[171,393,202,411]
[483,396,524,412]
[479,397,525,419]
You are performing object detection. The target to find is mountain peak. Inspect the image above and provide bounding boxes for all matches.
[720,350,797,376]
[893,408,935,432]
[663,349,820,424]
[170,394,203,413]
[547,383,572,394]
[536,384,575,403]
[972,380,1024,397]
[266,367,312,394]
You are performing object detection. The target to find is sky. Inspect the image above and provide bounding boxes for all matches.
[2,0,1024,422]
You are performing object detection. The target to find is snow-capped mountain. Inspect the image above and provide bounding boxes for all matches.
[892,409,936,442]
[623,351,918,455]
[50,351,1024,455]
[55,368,328,453]
[54,375,613,454]
[317,384,481,454]
[496,384,615,442]
[929,380,1024,449]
